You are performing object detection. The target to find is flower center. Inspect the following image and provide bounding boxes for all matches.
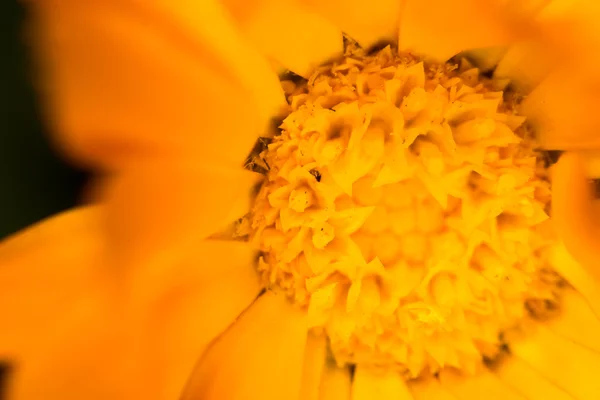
[244,45,563,378]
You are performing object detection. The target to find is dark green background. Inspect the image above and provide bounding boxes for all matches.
[1,0,87,240]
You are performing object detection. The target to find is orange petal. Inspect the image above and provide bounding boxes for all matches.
[545,288,600,353]
[548,243,600,317]
[510,325,600,399]
[409,378,457,400]
[102,161,259,267]
[352,367,414,400]
[303,0,402,49]
[224,0,343,78]
[134,240,262,400]
[31,0,284,169]
[319,363,352,400]
[551,152,600,281]
[439,368,525,400]
[523,70,600,150]
[181,291,308,400]
[493,39,553,90]
[300,332,328,400]
[0,206,110,360]
[496,355,575,400]
[399,0,528,61]
[7,293,138,400]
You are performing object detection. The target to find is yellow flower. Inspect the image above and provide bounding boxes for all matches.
[3,0,600,399]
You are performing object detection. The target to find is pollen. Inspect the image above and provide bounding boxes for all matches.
[247,45,563,378]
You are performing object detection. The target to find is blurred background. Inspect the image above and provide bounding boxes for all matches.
[1,0,88,241]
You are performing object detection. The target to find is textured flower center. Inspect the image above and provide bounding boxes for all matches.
[244,45,563,378]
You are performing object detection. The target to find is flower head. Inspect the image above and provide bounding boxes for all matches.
[3,1,600,400]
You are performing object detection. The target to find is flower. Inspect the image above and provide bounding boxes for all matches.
[3,0,600,399]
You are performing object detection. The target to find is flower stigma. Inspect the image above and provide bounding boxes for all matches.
[240,44,565,379]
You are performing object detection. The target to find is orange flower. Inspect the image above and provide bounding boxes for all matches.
[2,1,600,399]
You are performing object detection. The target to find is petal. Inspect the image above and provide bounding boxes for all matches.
[522,71,600,150]
[409,378,457,400]
[522,2,600,149]
[548,243,600,317]
[495,357,574,400]
[398,0,528,61]
[224,0,343,78]
[300,332,328,400]
[545,288,600,353]
[303,0,402,49]
[102,161,259,267]
[510,325,600,399]
[0,206,109,360]
[32,0,285,169]
[551,152,600,281]
[319,363,352,400]
[493,40,552,90]
[7,294,137,400]
[8,237,261,400]
[352,367,414,400]
[439,368,526,400]
[181,291,308,400]
[134,240,262,400]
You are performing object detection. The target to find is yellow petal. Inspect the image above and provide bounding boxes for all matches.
[439,368,525,400]
[551,152,600,281]
[224,0,343,78]
[546,288,600,353]
[32,0,284,169]
[352,367,414,400]
[409,378,457,400]
[510,325,600,399]
[300,332,328,400]
[135,240,262,400]
[399,0,527,61]
[102,161,259,267]
[319,363,352,400]
[303,0,401,49]
[181,291,308,400]
[496,357,574,400]
[0,206,109,360]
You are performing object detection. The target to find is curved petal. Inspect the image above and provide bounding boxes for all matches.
[509,325,600,399]
[302,0,402,49]
[0,206,110,360]
[181,291,308,400]
[352,367,414,400]
[495,357,574,400]
[31,0,285,169]
[223,0,343,78]
[551,152,600,281]
[439,368,526,400]
[133,240,262,400]
[398,0,530,61]
[101,161,259,266]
